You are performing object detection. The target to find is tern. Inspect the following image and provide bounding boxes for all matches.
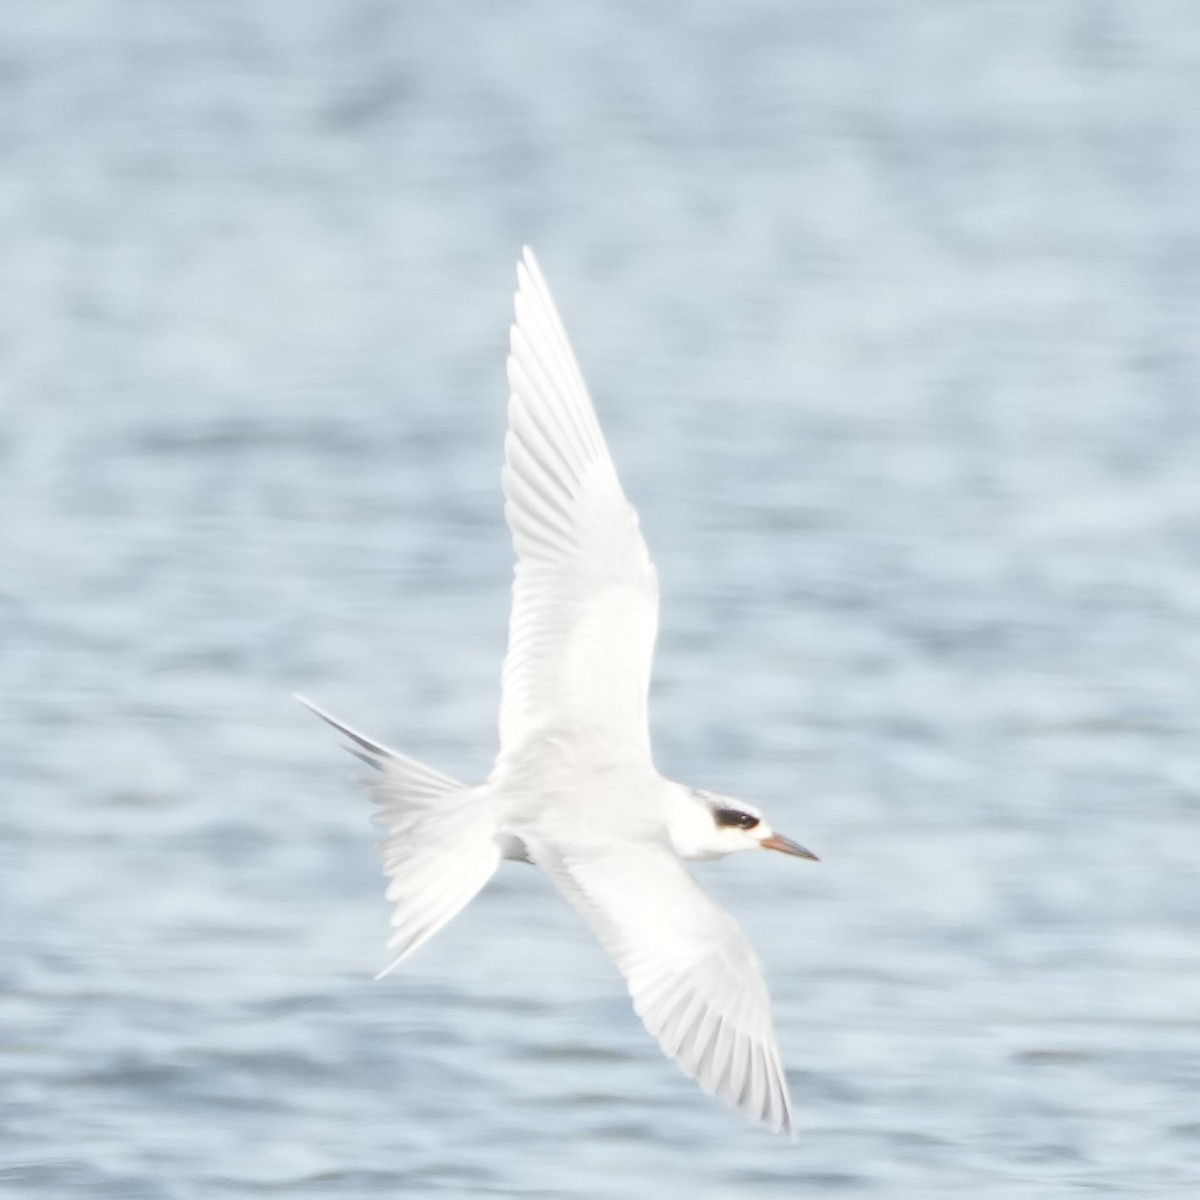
[298,249,818,1135]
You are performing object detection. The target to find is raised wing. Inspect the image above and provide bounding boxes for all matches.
[497,248,659,764]
[529,838,795,1135]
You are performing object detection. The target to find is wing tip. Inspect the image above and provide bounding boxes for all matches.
[516,246,552,309]
[775,1086,798,1140]
[374,957,404,982]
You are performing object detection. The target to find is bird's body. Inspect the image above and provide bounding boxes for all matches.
[299,249,817,1136]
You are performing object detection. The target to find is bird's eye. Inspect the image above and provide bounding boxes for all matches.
[715,808,760,830]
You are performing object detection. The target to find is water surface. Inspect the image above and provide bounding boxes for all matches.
[3,3,1200,1197]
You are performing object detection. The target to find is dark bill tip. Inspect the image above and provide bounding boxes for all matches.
[760,833,820,861]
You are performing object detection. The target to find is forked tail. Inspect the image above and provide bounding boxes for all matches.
[295,695,501,975]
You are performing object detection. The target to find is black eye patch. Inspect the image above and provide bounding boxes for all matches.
[714,808,760,830]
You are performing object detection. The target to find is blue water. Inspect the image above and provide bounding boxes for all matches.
[3,3,1200,1197]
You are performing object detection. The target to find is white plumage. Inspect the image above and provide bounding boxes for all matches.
[499,252,659,765]
[300,248,818,1136]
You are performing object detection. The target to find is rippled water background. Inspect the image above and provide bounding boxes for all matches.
[3,3,1200,1197]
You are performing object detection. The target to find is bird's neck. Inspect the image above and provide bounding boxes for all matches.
[665,785,730,861]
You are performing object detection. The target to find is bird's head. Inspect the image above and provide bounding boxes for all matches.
[678,789,819,863]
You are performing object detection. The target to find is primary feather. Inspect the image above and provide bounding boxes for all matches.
[528,836,794,1135]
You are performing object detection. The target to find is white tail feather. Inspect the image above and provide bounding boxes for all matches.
[295,694,501,972]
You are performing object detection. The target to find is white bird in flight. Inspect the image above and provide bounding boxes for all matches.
[298,248,818,1136]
